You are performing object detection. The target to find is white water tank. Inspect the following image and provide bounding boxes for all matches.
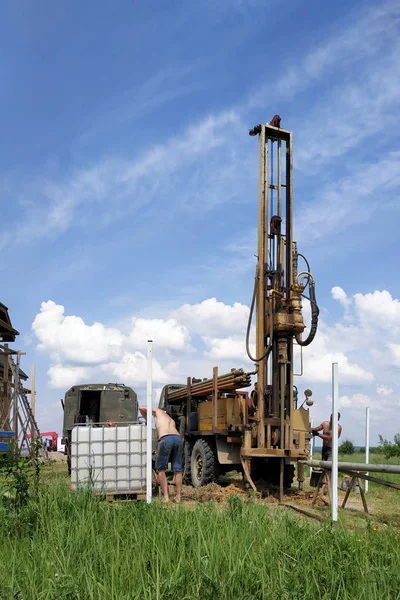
[71,423,146,494]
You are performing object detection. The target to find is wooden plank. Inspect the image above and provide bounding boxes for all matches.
[186,377,191,433]
[281,503,324,522]
[358,477,369,514]
[105,491,146,503]
[241,448,286,457]
[241,457,257,492]
[311,472,324,507]
[212,366,218,433]
[341,475,356,509]
[340,469,400,491]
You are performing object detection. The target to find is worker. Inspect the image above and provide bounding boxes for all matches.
[310,413,342,461]
[310,414,342,495]
[139,406,183,503]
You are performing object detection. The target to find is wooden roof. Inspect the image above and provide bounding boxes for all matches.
[0,303,19,343]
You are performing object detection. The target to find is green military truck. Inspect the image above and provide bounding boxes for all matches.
[61,383,139,474]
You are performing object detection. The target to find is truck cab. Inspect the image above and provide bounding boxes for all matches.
[62,383,138,473]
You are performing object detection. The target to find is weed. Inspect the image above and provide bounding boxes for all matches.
[1,441,29,509]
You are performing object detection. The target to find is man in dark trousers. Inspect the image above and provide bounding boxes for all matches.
[310,413,342,494]
[139,406,183,503]
[311,413,342,460]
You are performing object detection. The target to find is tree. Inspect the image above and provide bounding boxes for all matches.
[339,440,355,455]
[378,433,400,459]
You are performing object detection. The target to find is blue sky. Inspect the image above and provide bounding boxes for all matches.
[1,0,400,444]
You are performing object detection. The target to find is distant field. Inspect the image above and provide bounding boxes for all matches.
[0,456,399,599]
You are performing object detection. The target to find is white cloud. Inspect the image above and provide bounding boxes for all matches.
[33,301,124,365]
[331,286,351,307]
[303,347,373,385]
[103,352,170,385]
[340,393,370,409]
[129,317,191,351]
[203,335,251,362]
[296,153,400,244]
[173,297,249,337]
[354,290,400,332]
[121,111,238,184]
[32,301,193,388]
[48,364,92,389]
[3,110,241,247]
[32,286,400,445]
[249,1,400,107]
[387,343,400,366]
[377,384,393,397]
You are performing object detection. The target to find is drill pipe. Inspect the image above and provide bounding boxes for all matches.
[167,376,250,399]
[166,369,251,403]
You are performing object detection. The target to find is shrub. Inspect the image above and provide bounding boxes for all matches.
[339,440,355,455]
[378,433,400,459]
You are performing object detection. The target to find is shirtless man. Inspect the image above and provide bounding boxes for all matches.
[311,414,342,494]
[139,406,183,503]
[311,413,342,460]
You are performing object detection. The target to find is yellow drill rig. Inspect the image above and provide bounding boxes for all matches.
[159,118,319,498]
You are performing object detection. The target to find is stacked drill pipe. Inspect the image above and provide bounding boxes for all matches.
[167,369,251,404]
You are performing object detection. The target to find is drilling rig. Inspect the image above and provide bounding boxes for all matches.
[159,119,319,498]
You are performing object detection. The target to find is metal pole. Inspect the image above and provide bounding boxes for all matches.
[331,363,339,521]
[365,406,370,493]
[146,340,153,504]
[302,460,400,474]
[310,418,314,475]
[31,364,36,439]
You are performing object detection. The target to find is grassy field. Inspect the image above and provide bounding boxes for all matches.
[0,455,399,600]
[307,452,400,529]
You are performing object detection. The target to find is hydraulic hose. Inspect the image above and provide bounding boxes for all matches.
[296,279,319,347]
[246,269,273,363]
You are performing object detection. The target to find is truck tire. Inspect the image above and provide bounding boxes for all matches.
[191,438,219,487]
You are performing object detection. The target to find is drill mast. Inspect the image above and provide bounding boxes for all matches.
[244,121,318,484]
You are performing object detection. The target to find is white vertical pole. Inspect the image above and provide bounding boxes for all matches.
[31,364,36,439]
[310,418,314,476]
[365,406,370,493]
[146,340,153,504]
[331,363,339,522]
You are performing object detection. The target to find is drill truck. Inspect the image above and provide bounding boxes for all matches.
[159,120,319,496]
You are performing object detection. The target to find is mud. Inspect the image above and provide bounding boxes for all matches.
[177,481,313,505]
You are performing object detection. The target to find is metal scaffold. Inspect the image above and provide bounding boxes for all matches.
[0,303,41,459]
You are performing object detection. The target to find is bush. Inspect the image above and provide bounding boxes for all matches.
[378,433,400,459]
[339,440,355,455]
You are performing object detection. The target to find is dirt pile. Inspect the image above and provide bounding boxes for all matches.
[179,482,313,505]
[182,482,249,503]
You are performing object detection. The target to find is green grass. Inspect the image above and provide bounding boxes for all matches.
[0,477,400,600]
[307,452,400,528]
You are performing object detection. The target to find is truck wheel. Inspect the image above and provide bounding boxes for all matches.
[191,438,218,487]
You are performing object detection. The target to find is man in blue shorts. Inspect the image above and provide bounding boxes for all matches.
[139,406,183,503]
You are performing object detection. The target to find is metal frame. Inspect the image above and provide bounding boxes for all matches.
[0,343,40,459]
